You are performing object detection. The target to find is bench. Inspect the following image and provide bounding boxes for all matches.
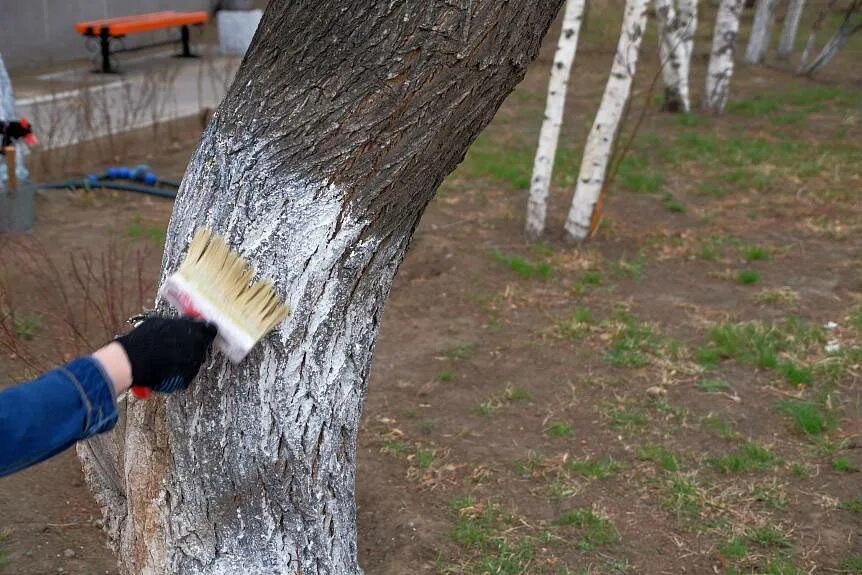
[75,11,209,74]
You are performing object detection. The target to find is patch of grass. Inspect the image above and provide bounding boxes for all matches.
[720,537,749,561]
[774,400,832,436]
[711,442,780,474]
[839,497,862,513]
[474,400,496,417]
[556,509,618,550]
[558,307,593,340]
[699,319,824,372]
[661,473,703,519]
[755,287,800,307]
[702,414,737,439]
[757,556,805,575]
[832,458,856,473]
[545,421,573,438]
[13,313,41,340]
[416,448,436,469]
[742,245,770,262]
[444,342,477,360]
[458,134,532,190]
[419,419,434,435]
[490,249,551,280]
[617,154,664,194]
[581,271,602,285]
[127,216,167,244]
[746,525,791,549]
[567,457,625,479]
[604,314,668,368]
[607,407,648,431]
[612,253,647,281]
[512,451,544,479]
[438,371,455,382]
[503,385,531,402]
[778,361,812,386]
[736,269,761,285]
[841,554,862,573]
[636,444,680,472]
[662,193,686,213]
[697,182,729,198]
[696,378,731,393]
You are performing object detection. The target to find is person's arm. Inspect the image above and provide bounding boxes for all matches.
[0,318,216,478]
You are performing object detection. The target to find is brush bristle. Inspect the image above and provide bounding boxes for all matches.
[174,228,289,342]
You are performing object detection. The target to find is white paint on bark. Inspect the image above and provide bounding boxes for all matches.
[745,0,778,64]
[704,0,745,113]
[525,0,586,239]
[654,0,691,113]
[562,0,649,242]
[777,0,806,58]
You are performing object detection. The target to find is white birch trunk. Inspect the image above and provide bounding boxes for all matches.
[76,2,568,574]
[677,0,699,95]
[745,0,778,64]
[798,2,862,75]
[777,0,806,58]
[525,0,586,239]
[562,0,649,242]
[655,0,691,112]
[703,0,745,113]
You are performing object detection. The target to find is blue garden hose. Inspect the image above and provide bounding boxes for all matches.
[40,180,177,199]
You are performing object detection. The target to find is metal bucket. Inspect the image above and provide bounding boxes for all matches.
[0,180,34,232]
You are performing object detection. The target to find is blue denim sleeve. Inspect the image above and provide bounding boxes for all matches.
[0,357,118,478]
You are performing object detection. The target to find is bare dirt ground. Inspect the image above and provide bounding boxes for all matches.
[1,4,860,575]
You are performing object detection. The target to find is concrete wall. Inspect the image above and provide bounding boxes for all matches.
[0,0,217,71]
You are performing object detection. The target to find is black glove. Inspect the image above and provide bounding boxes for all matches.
[116,317,217,394]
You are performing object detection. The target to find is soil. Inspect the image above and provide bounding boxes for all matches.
[1,5,860,575]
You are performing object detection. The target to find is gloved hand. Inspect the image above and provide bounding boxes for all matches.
[115,317,217,395]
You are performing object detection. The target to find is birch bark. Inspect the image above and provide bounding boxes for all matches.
[798,1,862,75]
[77,2,566,574]
[562,0,649,242]
[704,0,745,113]
[655,0,690,112]
[525,0,586,239]
[777,0,806,58]
[745,0,778,64]
[677,0,698,101]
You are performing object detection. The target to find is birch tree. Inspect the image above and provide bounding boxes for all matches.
[798,0,862,75]
[678,0,699,62]
[704,0,745,113]
[777,0,807,58]
[797,0,838,67]
[563,0,650,242]
[525,0,586,239]
[655,0,691,112]
[745,0,779,63]
[77,2,566,574]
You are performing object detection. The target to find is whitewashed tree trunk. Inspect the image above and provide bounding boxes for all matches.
[798,0,837,67]
[76,2,566,575]
[525,0,586,239]
[798,2,862,75]
[703,0,745,113]
[777,0,806,58]
[562,0,649,242]
[677,0,699,95]
[745,0,779,63]
[0,53,29,185]
[655,0,691,112]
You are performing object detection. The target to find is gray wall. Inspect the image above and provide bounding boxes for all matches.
[0,0,217,71]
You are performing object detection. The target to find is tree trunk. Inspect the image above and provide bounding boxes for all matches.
[703,0,745,113]
[655,0,691,113]
[525,0,586,239]
[777,0,806,58]
[797,1,862,75]
[562,0,649,242]
[797,0,838,67]
[677,0,699,101]
[77,2,565,574]
[744,0,778,63]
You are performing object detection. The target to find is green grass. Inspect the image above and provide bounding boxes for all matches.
[607,407,648,431]
[416,448,436,469]
[661,473,703,519]
[778,361,812,386]
[444,342,477,360]
[742,245,770,262]
[490,249,551,280]
[636,444,680,472]
[559,307,593,340]
[774,400,832,436]
[503,386,531,402]
[736,270,761,285]
[448,497,536,574]
[698,319,824,372]
[720,537,749,561]
[839,497,862,513]
[841,554,862,573]
[566,457,625,479]
[555,509,618,550]
[604,314,668,368]
[127,216,167,244]
[711,442,780,473]
[458,134,532,190]
[746,525,791,549]
[474,400,496,417]
[696,378,731,393]
[662,193,686,213]
[545,421,573,438]
[832,458,856,473]
[438,371,455,382]
[13,314,41,340]
[616,154,664,194]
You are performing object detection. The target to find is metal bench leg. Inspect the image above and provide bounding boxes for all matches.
[99,28,115,73]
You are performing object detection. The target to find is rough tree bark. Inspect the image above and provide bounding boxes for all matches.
[78,2,565,574]
[797,0,862,75]
[777,0,806,58]
[745,0,779,63]
[562,0,649,242]
[525,0,586,239]
[655,0,691,112]
[798,0,838,66]
[678,0,699,60]
[704,0,745,113]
